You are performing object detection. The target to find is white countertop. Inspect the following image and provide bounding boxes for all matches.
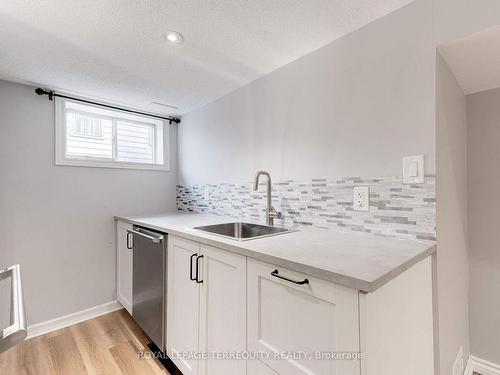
[115,212,435,292]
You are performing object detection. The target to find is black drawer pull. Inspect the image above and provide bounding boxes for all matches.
[196,255,204,283]
[271,269,309,285]
[190,253,198,281]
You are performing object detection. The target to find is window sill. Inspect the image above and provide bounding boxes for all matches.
[55,158,170,171]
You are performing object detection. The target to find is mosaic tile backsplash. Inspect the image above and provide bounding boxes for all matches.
[177,176,436,242]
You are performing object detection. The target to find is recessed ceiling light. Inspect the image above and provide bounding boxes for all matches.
[164,30,184,45]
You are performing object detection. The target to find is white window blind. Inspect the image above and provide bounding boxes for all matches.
[55,98,169,170]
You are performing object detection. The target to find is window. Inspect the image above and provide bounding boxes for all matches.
[55,98,169,170]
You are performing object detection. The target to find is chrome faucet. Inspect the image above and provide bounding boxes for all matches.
[254,171,281,226]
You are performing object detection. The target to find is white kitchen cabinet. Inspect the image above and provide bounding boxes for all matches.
[167,236,201,375]
[166,235,361,375]
[124,222,433,375]
[199,243,247,375]
[360,256,434,375]
[166,236,247,375]
[247,259,361,375]
[116,220,133,314]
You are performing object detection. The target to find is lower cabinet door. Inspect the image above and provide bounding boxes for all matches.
[198,244,247,375]
[247,259,360,375]
[166,236,201,375]
[116,221,133,314]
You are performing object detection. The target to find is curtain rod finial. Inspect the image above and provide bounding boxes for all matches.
[35,88,54,100]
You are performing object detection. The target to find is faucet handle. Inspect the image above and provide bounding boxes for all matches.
[269,206,282,219]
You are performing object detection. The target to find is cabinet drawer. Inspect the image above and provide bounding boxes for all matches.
[247,259,360,375]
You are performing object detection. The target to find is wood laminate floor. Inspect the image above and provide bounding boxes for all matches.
[0,309,170,375]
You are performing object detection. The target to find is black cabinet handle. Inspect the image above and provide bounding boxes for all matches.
[195,255,204,283]
[126,232,133,250]
[271,269,309,285]
[190,253,198,281]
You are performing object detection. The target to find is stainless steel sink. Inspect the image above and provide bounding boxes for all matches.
[194,222,295,241]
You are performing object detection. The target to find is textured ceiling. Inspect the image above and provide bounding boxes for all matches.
[440,25,500,95]
[0,0,413,115]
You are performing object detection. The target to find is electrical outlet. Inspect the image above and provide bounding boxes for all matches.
[203,186,210,200]
[452,346,464,375]
[353,186,369,211]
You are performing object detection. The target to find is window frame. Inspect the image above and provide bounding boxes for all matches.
[55,97,170,171]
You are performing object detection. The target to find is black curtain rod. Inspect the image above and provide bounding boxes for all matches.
[35,88,181,124]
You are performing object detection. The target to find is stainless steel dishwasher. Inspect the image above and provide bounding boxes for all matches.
[127,226,167,350]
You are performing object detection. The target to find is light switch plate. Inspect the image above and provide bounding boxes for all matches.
[403,155,425,184]
[408,162,418,177]
[353,186,370,211]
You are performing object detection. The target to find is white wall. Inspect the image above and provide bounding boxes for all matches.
[178,0,435,185]
[0,79,177,325]
[434,0,500,368]
[435,54,470,375]
[467,87,500,365]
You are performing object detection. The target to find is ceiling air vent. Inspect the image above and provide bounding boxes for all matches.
[146,102,178,114]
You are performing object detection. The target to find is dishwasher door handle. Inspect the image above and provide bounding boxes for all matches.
[127,229,163,244]
[126,231,133,249]
[0,264,27,353]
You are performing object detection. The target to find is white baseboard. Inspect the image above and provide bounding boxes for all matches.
[27,301,123,339]
[465,355,500,375]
